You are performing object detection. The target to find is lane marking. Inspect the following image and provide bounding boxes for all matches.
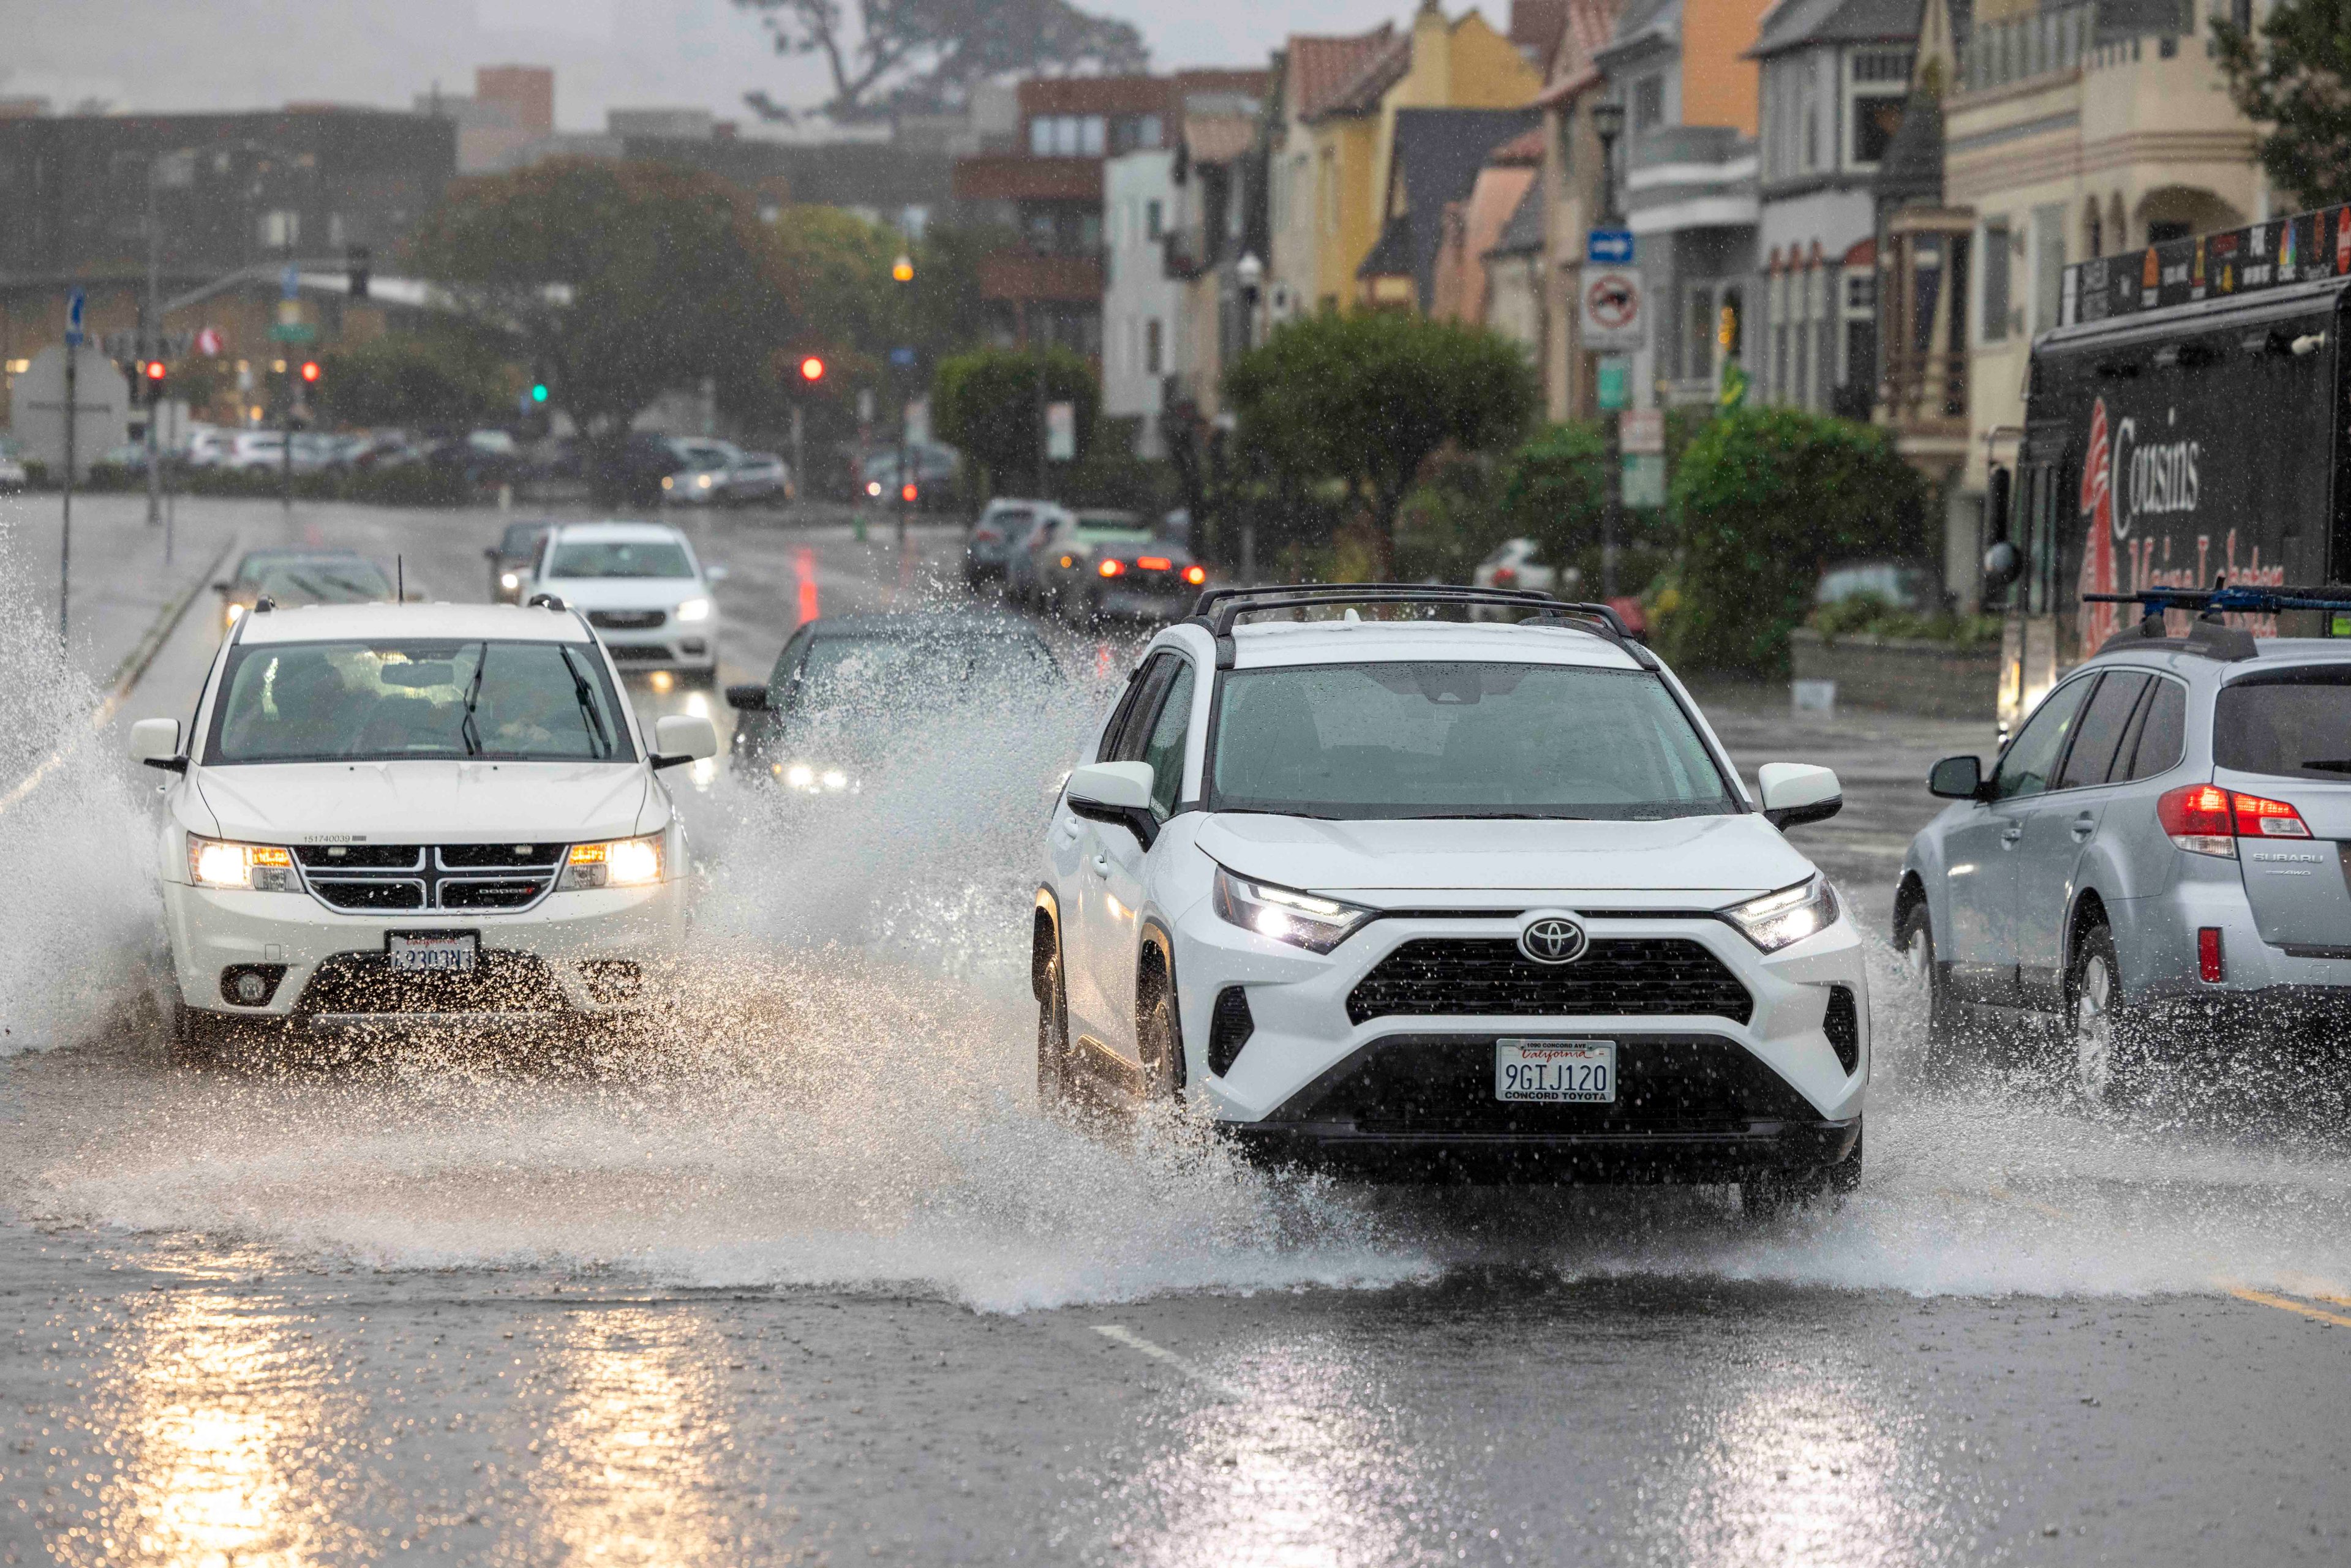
[2221,1286,2351,1331]
[1093,1324,1243,1401]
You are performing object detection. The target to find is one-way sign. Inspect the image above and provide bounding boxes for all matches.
[1587,228,1635,265]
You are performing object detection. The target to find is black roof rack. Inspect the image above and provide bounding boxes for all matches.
[1186,583,1645,669]
[2087,577,2351,662]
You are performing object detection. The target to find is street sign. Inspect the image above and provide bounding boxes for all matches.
[1620,409,1665,454]
[268,322,318,343]
[14,345,126,478]
[1045,401,1076,462]
[888,346,917,367]
[1622,453,1666,509]
[1580,268,1646,353]
[1587,228,1634,265]
[1597,357,1630,411]
[280,264,300,301]
[194,326,224,356]
[65,288,85,347]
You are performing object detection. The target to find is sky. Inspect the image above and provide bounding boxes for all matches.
[2,0,1408,129]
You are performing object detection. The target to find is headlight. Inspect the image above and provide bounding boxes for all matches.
[675,596,712,623]
[662,475,674,490]
[500,571,520,590]
[1211,866,1372,954]
[697,473,713,488]
[774,762,851,794]
[189,836,295,891]
[1722,876,1840,953]
[560,835,663,889]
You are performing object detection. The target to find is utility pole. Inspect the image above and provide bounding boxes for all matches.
[61,332,77,648]
[143,159,164,531]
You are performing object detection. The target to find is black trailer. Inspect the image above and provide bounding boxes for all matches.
[1988,206,2351,729]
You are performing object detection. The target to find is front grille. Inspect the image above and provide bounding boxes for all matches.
[296,951,569,1015]
[1347,938,1752,1026]
[314,880,426,910]
[299,844,566,913]
[1276,1033,1815,1135]
[606,644,671,663]
[588,609,666,631]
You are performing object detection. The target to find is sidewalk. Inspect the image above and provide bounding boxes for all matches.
[0,491,244,692]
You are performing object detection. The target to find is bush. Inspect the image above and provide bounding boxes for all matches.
[1662,407,1930,675]
[933,346,1097,497]
[1808,591,2001,645]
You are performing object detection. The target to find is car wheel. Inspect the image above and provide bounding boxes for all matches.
[2066,922,2140,1109]
[1900,903,1974,1086]
[1037,934,1077,1114]
[1137,965,1184,1101]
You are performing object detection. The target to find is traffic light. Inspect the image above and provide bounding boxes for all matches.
[799,355,826,383]
[900,481,918,503]
[299,360,321,384]
[531,381,549,403]
[891,255,914,284]
[347,244,372,301]
[141,358,167,405]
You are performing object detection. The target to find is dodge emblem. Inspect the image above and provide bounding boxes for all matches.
[1518,913,1588,966]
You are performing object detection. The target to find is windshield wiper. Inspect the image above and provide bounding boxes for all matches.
[2300,759,2351,773]
[459,642,488,757]
[557,646,613,759]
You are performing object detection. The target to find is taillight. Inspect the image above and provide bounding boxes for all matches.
[1184,565,1206,585]
[2198,927,2225,983]
[1493,566,1518,587]
[1098,558,1126,577]
[1137,555,1172,571]
[2156,784,2313,858]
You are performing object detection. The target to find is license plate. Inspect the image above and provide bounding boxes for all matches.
[1495,1040,1617,1103]
[387,932,478,974]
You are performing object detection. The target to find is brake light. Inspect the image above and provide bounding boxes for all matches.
[1493,566,1518,587]
[2156,784,2313,858]
[2232,790,2312,838]
[1184,565,1206,585]
[1098,558,1126,577]
[1138,555,1172,571]
[2198,927,2225,983]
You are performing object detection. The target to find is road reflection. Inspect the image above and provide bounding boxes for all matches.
[69,1288,365,1568]
[518,1307,736,1565]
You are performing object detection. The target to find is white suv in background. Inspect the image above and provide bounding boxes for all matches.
[525,520,726,687]
[1034,585,1867,1213]
[129,599,718,1057]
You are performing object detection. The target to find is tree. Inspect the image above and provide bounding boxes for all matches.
[403,159,794,448]
[1663,407,1930,673]
[2216,0,2351,209]
[320,331,516,430]
[1223,312,1540,564]
[1499,422,1608,568]
[737,0,1147,122]
[931,346,1096,496]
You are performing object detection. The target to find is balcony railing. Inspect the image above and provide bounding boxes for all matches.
[1959,3,2091,94]
[976,251,1107,302]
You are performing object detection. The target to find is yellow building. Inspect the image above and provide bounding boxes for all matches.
[1267,3,1545,317]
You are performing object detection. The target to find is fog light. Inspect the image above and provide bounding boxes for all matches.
[235,972,267,1003]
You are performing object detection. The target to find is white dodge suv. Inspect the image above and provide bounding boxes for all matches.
[129,598,719,1056]
[1034,585,1867,1209]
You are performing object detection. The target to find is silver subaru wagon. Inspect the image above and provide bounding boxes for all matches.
[1897,618,2351,1103]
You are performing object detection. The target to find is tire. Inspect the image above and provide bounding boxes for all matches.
[1136,962,1184,1101]
[2066,921,2142,1109]
[1900,902,1973,1086]
[1037,935,1077,1114]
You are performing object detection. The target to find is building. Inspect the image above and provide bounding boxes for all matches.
[1102,144,1183,452]
[1480,143,1551,350]
[1748,0,1916,415]
[0,106,456,426]
[1165,107,1270,424]
[414,65,554,174]
[1592,0,1775,407]
[952,70,1270,356]
[1532,0,1631,421]
[1360,107,1541,309]
[1266,26,1401,327]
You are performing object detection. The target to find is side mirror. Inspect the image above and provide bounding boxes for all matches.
[1758,762,1841,830]
[1064,760,1159,848]
[1928,754,1986,800]
[650,713,720,768]
[724,683,771,712]
[130,717,186,773]
[211,580,230,595]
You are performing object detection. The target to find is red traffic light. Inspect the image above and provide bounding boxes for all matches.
[142,359,167,382]
[900,482,918,503]
[799,355,826,383]
[299,361,321,383]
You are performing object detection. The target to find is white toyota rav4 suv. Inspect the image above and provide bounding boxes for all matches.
[1034,585,1867,1210]
[129,598,719,1056]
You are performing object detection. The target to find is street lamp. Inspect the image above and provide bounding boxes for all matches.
[1235,251,1264,351]
[1586,97,1628,600]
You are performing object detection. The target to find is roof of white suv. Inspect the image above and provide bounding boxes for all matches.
[1225,618,1642,672]
[545,520,691,545]
[236,602,593,646]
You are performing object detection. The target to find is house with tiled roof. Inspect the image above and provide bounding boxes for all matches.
[1364,107,1541,309]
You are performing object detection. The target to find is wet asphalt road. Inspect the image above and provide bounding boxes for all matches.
[3,498,2350,1566]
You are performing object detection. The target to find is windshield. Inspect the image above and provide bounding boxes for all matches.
[1207,661,1736,820]
[254,561,393,605]
[207,639,634,765]
[546,541,694,579]
[2215,666,2351,780]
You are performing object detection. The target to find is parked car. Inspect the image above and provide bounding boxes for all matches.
[859,443,961,508]
[1474,538,1566,596]
[486,522,551,604]
[126,598,717,1059]
[1001,505,1069,606]
[1070,536,1206,623]
[1026,509,1157,615]
[1036,584,1863,1209]
[0,437,28,493]
[1816,560,1938,612]
[967,498,1045,588]
[183,427,236,468]
[1898,595,2351,1105]
[726,611,1063,793]
[724,451,791,505]
[661,438,742,506]
[524,520,726,686]
[218,432,290,472]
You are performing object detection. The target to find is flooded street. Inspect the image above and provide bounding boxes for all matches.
[2,500,2349,1565]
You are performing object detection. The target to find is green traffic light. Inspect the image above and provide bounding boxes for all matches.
[531,383,549,403]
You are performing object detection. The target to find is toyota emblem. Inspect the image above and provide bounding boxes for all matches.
[1518,914,1588,966]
